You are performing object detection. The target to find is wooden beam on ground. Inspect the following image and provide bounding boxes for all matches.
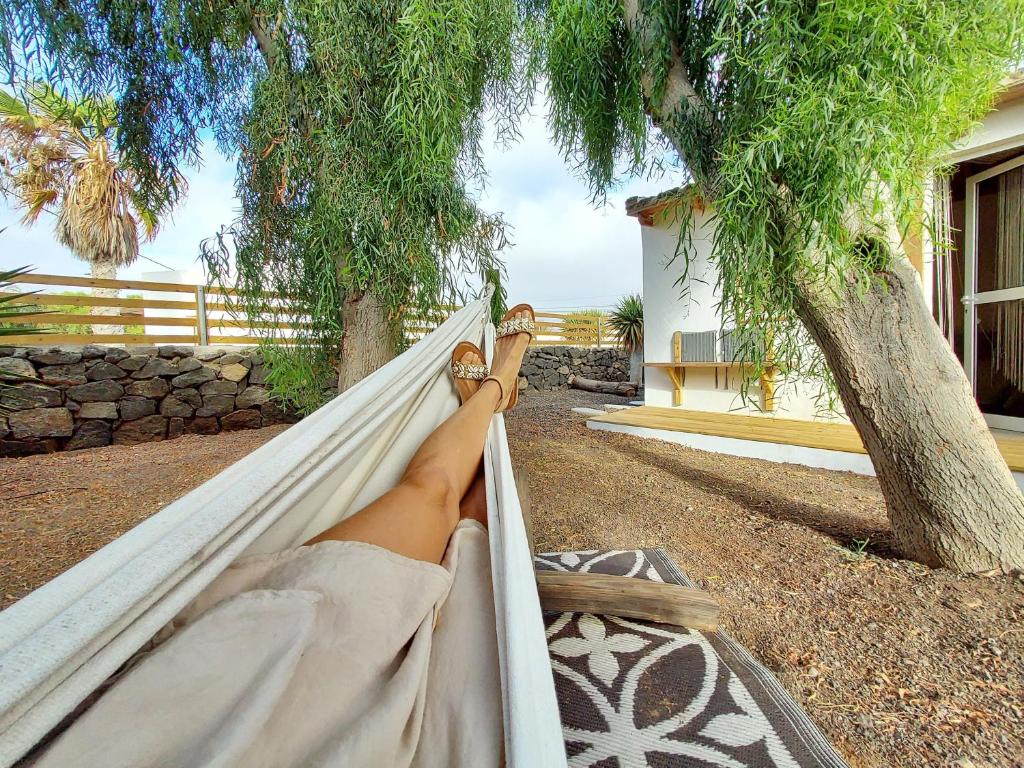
[569,376,636,397]
[535,571,719,631]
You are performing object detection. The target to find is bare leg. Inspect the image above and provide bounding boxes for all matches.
[306,320,529,563]
[459,468,488,528]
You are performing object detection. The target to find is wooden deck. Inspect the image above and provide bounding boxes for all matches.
[588,406,1024,472]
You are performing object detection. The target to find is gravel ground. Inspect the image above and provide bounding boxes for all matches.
[0,426,289,609]
[505,390,1024,768]
[2,391,1022,767]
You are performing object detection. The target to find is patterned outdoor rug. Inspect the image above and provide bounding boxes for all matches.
[536,549,849,768]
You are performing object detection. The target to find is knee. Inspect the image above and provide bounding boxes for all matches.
[401,465,459,513]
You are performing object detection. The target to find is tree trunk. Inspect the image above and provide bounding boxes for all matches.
[89,258,123,338]
[570,375,637,397]
[620,1,1024,573]
[794,255,1024,572]
[628,347,643,387]
[337,290,397,392]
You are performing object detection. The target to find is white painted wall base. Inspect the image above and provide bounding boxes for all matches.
[587,419,1024,491]
[588,419,877,475]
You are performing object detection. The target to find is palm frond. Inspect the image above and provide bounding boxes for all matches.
[0,265,47,338]
[0,82,159,271]
[0,89,36,130]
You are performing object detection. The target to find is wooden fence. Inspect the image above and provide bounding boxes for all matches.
[1,273,619,348]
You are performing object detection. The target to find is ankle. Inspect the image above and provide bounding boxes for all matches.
[478,378,504,408]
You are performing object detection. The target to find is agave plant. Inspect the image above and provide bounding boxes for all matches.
[608,294,643,386]
[0,265,48,409]
[0,265,41,337]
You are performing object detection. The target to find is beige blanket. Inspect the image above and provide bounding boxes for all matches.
[35,521,503,768]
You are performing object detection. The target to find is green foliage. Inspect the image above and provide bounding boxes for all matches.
[607,293,643,354]
[536,0,1024,396]
[44,292,144,335]
[561,308,605,345]
[834,537,872,562]
[3,0,521,406]
[260,344,335,415]
[0,265,42,337]
[538,0,648,199]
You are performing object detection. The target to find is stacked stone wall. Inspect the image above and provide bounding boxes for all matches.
[0,343,630,456]
[0,345,294,457]
[518,346,630,391]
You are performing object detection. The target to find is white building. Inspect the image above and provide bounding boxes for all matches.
[590,74,1024,484]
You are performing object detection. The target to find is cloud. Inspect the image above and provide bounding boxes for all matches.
[2,111,680,310]
[481,108,678,310]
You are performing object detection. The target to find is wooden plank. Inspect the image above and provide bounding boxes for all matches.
[1,293,198,311]
[13,313,198,327]
[590,405,867,454]
[996,433,1024,472]
[7,272,275,298]
[207,335,264,344]
[0,333,198,345]
[645,361,756,369]
[9,273,201,293]
[588,405,1024,471]
[535,571,720,631]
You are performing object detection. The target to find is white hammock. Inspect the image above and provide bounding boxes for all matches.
[0,298,567,768]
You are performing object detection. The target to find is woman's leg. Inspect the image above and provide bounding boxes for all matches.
[305,321,529,563]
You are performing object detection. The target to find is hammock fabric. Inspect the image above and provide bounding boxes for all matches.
[0,298,567,768]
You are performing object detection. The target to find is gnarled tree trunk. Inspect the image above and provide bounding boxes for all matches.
[623,0,1024,573]
[794,256,1024,572]
[337,290,397,392]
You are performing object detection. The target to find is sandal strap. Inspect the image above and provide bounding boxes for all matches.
[481,375,507,412]
[496,316,535,338]
[452,360,489,380]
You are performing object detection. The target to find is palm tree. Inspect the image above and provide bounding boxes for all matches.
[608,294,644,387]
[0,83,178,335]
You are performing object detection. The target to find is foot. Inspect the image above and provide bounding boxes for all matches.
[489,308,532,410]
[452,342,487,405]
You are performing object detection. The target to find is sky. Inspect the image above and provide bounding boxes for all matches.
[0,105,679,313]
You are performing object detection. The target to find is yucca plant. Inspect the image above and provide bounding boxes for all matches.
[608,294,643,386]
[0,83,179,332]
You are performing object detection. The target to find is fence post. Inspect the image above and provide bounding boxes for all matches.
[195,285,209,346]
[596,317,602,348]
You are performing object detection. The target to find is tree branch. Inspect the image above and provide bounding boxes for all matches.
[622,0,721,186]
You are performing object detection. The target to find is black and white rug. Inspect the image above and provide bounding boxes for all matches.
[536,549,849,768]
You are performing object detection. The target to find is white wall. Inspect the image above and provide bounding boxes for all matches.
[141,268,205,339]
[639,206,848,422]
[949,94,1024,163]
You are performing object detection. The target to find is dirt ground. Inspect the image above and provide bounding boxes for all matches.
[1,391,1022,767]
[505,390,1024,768]
[0,426,289,609]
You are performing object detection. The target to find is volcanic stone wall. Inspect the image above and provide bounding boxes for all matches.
[0,345,293,457]
[518,346,630,391]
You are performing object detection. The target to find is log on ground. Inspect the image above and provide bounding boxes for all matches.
[569,375,636,397]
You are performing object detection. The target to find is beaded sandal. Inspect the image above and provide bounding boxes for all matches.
[491,304,536,410]
[496,303,536,341]
[451,341,509,411]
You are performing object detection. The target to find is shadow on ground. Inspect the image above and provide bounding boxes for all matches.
[608,438,900,559]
